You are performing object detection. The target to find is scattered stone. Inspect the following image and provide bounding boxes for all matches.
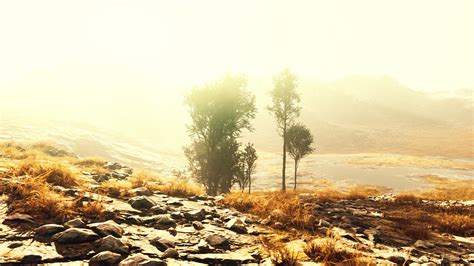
[21,254,42,263]
[90,251,123,266]
[129,196,156,210]
[64,218,87,228]
[95,235,129,255]
[167,200,183,207]
[89,220,124,237]
[150,237,175,252]
[154,215,177,230]
[225,217,247,233]
[162,248,179,259]
[192,221,205,230]
[35,224,65,236]
[184,209,206,221]
[168,227,178,236]
[119,254,150,266]
[205,234,230,249]
[52,228,100,244]
[8,242,23,248]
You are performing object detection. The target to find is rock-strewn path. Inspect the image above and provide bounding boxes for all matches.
[0,161,473,265]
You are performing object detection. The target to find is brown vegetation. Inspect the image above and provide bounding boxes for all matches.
[303,230,361,265]
[0,176,76,222]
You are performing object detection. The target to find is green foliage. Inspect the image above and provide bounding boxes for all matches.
[286,123,314,190]
[235,143,258,193]
[184,75,257,195]
[267,69,301,191]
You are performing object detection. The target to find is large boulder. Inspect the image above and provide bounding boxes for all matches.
[52,228,100,244]
[90,251,123,266]
[89,220,124,237]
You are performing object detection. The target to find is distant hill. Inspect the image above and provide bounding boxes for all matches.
[250,76,473,158]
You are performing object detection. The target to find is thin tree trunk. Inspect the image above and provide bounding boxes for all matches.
[294,159,298,190]
[248,173,251,194]
[282,122,287,192]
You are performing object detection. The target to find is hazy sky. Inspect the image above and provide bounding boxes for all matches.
[1,0,473,147]
[1,0,473,93]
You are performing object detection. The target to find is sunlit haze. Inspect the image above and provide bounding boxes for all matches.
[1,0,473,152]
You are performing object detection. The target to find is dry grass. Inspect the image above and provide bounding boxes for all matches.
[394,193,422,205]
[433,213,473,236]
[0,176,76,222]
[74,157,106,167]
[79,199,106,218]
[261,239,300,266]
[97,179,134,198]
[221,187,382,230]
[221,191,314,229]
[303,230,359,264]
[0,141,75,160]
[9,159,79,188]
[154,179,204,197]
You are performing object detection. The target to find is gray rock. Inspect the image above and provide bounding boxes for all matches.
[64,218,86,228]
[192,221,205,230]
[225,217,247,233]
[52,228,100,244]
[129,196,156,210]
[149,237,175,252]
[36,224,65,236]
[162,248,179,259]
[90,251,123,266]
[89,220,124,237]
[154,215,177,230]
[95,235,129,255]
[205,234,230,249]
[184,209,206,221]
[119,254,150,266]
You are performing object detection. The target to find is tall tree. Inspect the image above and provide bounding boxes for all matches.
[243,142,258,193]
[184,75,256,195]
[286,123,314,190]
[267,69,301,192]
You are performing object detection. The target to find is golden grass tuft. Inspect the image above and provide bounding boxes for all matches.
[154,179,204,197]
[303,230,358,264]
[97,179,134,198]
[433,213,474,236]
[10,159,79,188]
[394,193,422,205]
[222,191,313,229]
[0,176,76,222]
[79,199,106,218]
[261,239,300,266]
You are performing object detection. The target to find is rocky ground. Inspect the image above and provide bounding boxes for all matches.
[0,160,473,265]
